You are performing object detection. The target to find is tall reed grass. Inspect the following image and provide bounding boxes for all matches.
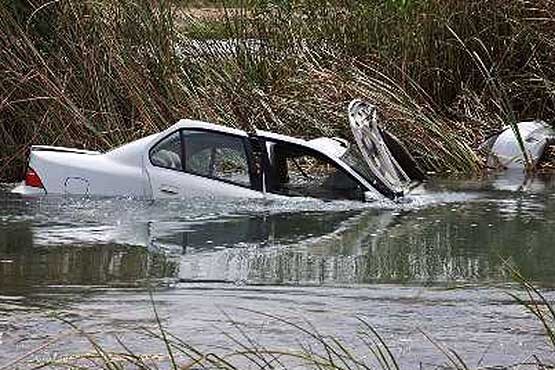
[1,0,554,181]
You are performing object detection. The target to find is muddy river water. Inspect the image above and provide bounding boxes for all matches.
[1,173,555,368]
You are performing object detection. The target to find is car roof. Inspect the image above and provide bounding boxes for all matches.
[166,121,348,158]
[171,119,250,137]
[255,130,348,159]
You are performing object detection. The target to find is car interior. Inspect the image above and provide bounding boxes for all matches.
[150,130,365,200]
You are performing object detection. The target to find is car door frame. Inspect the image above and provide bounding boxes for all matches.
[253,132,374,201]
[144,122,264,199]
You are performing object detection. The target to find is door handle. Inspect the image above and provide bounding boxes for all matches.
[160,186,179,195]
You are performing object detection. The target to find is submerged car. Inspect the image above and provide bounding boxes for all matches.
[12,100,423,201]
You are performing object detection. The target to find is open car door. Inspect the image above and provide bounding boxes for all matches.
[348,100,414,199]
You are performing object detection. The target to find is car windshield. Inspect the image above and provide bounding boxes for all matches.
[340,145,375,187]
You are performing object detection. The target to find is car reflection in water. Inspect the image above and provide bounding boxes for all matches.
[2,172,555,291]
[165,174,555,285]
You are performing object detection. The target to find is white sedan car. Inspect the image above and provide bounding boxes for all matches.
[12,100,422,201]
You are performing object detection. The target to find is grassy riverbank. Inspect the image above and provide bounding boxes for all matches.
[1,0,554,181]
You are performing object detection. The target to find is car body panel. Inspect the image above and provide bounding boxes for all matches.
[485,121,555,169]
[255,130,349,159]
[105,134,158,166]
[146,165,264,199]
[15,145,148,197]
[31,146,100,155]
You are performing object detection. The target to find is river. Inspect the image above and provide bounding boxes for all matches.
[1,173,555,368]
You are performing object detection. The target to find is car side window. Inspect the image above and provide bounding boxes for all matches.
[183,130,252,187]
[150,131,182,170]
[268,143,364,201]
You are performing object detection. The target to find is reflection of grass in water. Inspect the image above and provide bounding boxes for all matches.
[10,274,555,370]
[12,309,406,370]
[508,267,555,350]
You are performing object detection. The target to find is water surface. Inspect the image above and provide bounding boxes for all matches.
[1,174,555,368]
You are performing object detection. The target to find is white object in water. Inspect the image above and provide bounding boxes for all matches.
[12,100,420,201]
[486,121,555,169]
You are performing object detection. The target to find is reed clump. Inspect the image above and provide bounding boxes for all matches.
[1,0,554,181]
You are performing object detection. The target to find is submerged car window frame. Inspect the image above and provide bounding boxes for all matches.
[148,128,260,191]
[262,138,367,201]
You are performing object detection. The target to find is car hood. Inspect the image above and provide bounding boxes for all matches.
[348,99,412,197]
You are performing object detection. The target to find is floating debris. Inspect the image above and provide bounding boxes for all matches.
[481,121,555,170]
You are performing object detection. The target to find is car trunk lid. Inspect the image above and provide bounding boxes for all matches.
[30,145,100,155]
